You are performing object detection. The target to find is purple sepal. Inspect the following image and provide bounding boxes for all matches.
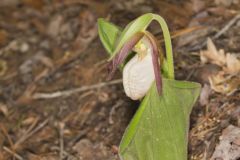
[107,32,144,80]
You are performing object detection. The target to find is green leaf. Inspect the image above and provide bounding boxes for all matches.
[97,18,121,55]
[119,79,201,160]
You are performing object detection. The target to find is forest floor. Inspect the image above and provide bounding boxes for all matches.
[0,0,239,160]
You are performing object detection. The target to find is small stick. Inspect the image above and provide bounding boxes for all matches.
[203,141,210,160]
[24,117,39,136]
[13,118,39,150]
[13,119,49,150]
[51,146,78,160]
[185,69,195,81]
[212,14,240,40]
[3,147,23,160]
[59,123,65,160]
[0,124,14,148]
[192,13,240,50]
[109,100,124,124]
[78,90,94,100]
[33,79,122,99]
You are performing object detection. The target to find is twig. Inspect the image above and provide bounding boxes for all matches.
[109,100,124,124]
[3,147,24,160]
[26,118,49,139]
[51,146,78,160]
[33,79,123,99]
[78,90,94,100]
[13,118,39,149]
[185,69,195,81]
[59,123,65,160]
[157,26,204,43]
[24,117,39,137]
[0,124,14,148]
[13,118,49,150]
[212,14,240,40]
[0,59,7,76]
[68,129,89,146]
[203,141,210,160]
[192,13,240,50]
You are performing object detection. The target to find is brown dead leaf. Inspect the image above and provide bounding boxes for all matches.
[201,40,240,74]
[21,116,38,126]
[31,18,47,34]
[209,72,240,94]
[194,64,221,83]
[200,38,240,94]
[16,84,36,105]
[190,0,206,13]
[211,125,240,160]
[27,153,42,160]
[71,10,97,52]
[47,15,64,38]
[0,30,8,46]
[207,7,237,18]
[73,139,111,159]
[111,145,119,154]
[154,1,193,28]
[27,153,59,160]
[0,103,8,116]
[159,26,204,44]
[225,53,240,74]
[22,0,44,10]
[0,150,3,160]
[61,0,108,16]
[0,59,7,77]
[200,38,226,66]
[214,0,239,7]
[177,27,212,48]
[0,0,19,7]
[199,84,211,106]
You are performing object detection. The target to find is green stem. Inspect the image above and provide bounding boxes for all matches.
[153,15,174,79]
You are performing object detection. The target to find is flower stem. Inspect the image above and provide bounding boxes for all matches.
[153,15,174,79]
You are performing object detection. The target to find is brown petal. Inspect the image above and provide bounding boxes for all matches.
[107,32,144,80]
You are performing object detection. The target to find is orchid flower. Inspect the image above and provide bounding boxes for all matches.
[107,31,162,100]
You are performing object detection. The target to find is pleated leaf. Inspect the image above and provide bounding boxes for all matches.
[119,79,201,160]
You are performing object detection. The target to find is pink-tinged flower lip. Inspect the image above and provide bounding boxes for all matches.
[107,31,162,95]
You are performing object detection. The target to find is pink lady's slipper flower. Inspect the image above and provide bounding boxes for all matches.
[108,32,162,100]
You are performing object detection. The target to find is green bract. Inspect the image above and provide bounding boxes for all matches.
[98,18,121,55]
[98,13,201,160]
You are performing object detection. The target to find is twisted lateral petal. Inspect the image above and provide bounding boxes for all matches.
[145,31,162,95]
[107,32,144,80]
